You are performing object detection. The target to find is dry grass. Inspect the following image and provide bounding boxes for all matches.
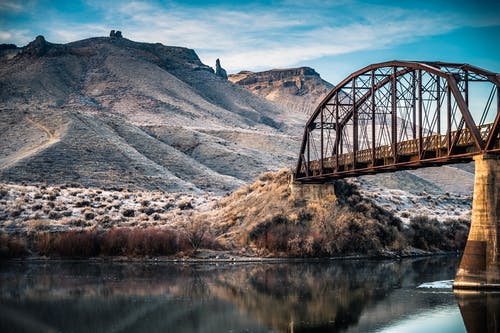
[0,173,471,258]
[1,226,220,258]
[211,169,467,257]
[0,233,28,258]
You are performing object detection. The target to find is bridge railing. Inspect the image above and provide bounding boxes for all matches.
[301,123,496,175]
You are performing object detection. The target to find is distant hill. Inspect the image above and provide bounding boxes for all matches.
[228,67,333,115]
[0,34,306,193]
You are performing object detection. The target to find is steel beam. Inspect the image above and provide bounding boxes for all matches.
[486,86,500,150]
[295,61,499,181]
[448,74,485,151]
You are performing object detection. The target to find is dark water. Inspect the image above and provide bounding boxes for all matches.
[0,256,497,333]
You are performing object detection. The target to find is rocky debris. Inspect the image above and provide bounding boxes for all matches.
[228,67,333,114]
[215,58,228,79]
[109,30,123,39]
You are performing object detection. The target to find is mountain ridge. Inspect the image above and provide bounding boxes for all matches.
[228,66,333,115]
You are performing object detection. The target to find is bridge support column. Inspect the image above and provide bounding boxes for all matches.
[454,154,500,290]
[289,178,336,202]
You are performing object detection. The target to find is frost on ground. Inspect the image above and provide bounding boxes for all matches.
[0,170,471,258]
[0,182,218,234]
[357,178,472,225]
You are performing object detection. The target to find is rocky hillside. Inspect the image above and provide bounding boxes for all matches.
[228,67,333,115]
[0,34,306,193]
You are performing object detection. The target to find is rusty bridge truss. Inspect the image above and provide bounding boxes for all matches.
[295,61,500,182]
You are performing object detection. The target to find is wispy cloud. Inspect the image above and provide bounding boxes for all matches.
[0,29,32,45]
[0,1,26,13]
[76,0,469,71]
[2,0,499,74]
[48,24,110,43]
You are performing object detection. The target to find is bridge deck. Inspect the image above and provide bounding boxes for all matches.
[298,122,500,181]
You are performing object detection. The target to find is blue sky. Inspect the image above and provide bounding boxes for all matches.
[1,0,499,84]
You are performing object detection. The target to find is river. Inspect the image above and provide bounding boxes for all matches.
[0,255,498,332]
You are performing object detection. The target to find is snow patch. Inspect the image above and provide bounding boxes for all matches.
[417,280,454,289]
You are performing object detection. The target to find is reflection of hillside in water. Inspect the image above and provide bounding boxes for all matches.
[0,258,460,333]
[210,258,460,332]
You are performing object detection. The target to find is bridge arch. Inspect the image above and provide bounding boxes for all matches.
[295,61,500,181]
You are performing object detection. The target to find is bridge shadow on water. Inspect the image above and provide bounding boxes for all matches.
[455,290,500,333]
[0,256,498,332]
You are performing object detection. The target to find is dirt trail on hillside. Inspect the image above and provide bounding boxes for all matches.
[0,117,60,170]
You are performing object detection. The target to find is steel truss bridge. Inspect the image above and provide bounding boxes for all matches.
[294,61,500,182]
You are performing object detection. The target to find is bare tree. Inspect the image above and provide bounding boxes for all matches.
[183,215,210,254]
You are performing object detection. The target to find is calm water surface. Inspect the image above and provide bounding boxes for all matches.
[0,256,496,333]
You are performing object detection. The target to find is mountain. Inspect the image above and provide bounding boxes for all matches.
[228,67,333,115]
[0,34,307,193]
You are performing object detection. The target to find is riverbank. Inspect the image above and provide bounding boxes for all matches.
[1,170,470,259]
[2,248,462,266]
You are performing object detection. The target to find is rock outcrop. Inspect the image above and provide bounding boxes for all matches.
[215,58,228,79]
[21,35,50,57]
[228,67,333,114]
[109,30,123,38]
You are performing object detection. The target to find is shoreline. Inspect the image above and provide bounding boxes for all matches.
[2,250,462,264]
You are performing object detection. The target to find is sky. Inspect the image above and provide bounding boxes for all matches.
[1,0,499,84]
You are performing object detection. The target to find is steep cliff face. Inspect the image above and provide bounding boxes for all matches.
[228,67,334,115]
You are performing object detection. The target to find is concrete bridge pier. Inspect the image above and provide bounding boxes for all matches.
[454,154,500,290]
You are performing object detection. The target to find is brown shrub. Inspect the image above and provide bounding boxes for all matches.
[84,210,96,220]
[48,211,62,220]
[100,228,185,256]
[34,232,54,256]
[406,217,470,251]
[122,209,135,217]
[182,217,212,253]
[100,228,128,256]
[0,233,28,258]
[249,215,305,255]
[61,210,72,217]
[177,199,193,210]
[405,215,451,251]
[74,200,91,207]
[125,228,181,256]
[53,231,100,257]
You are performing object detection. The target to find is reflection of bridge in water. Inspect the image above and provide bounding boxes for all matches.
[294,61,500,290]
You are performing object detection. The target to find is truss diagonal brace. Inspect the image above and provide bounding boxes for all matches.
[448,74,485,151]
[486,86,500,150]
